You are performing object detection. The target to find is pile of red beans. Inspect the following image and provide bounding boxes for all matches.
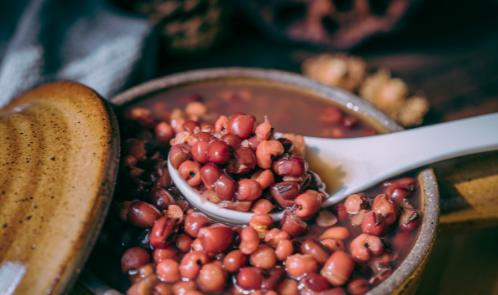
[116,100,421,295]
[169,109,326,214]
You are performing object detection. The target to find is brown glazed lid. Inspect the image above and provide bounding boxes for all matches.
[0,81,120,294]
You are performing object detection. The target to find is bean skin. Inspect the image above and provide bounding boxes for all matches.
[256,140,284,169]
[321,251,354,286]
[191,141,210,163]
[237,267,263,290]
[150,216,176,249]
[319,226,350,241]
[275,239,294,260]
[127,201,161,228]
[197,262,227,293]
[255,116,272,140]
[214,174,237,201]
[237,179,263,201]
[277,279,299,295]
[295,190,323,219]
[303,272,331,292]
[199,163,221,188]
[285,254,319,278]
[156,259,181,283]
[250,245,277,269]
[249,214,273,237]
[121,247,150,273]
[169,144,191,168]
[272,157,305,177]
[179,251,209,279]
[153,247,177,263]
[252,198,274,214]
[372,194,397,225]
[184,210,209,238]
[251,169,275,190]
[344,193,369,215]
[155,122,175,144]
[227,147,257,174]
[240,226,260,255]
[300,239,330,264]
[281,212,308,237]
[208,140,231,164]
[228,113,256,139]
[361,211,386,236]
[350,234,383,262]
[198,224,234,254]
[178,160,202,187]
[223,250,247,272]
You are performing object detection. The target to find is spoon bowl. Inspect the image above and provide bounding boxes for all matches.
[169,113,498,224]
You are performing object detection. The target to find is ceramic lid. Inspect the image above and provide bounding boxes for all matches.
[0,81,120,294]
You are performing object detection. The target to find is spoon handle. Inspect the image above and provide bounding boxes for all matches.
[358,113,498,185]
[316,113,498,208]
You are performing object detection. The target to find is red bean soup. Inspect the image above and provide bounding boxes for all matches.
[90,81,421,295]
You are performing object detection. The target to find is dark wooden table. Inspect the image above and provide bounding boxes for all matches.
[157,1,498,294]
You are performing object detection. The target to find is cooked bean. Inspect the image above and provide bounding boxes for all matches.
[191,141,210,163]
[249,214,273,237]
[344,193,369,215]
[127,201,161,229]
[372,194,397,225]
[350,234,383,262]
[237,267,263,290]
[156,259,181,283]
[240,226,260,255]
[300,240,330,264]
[214,174,237,201]
[319,226,350,241]
[237,179,262,201]
[227,147,257,174]
[361,211,386,236]
[250,245,277,269]
[228,113,256,139]
[251,169,275,190]
[199,163,221,188]
[184,210,209,238]
[121,247,150,273]
[198,224,234,254]
[207,140,230,164]
[321,251,354,286]
[150,216,176,249]
[281,212,308,237]
[179,251,209,279]
[275,239,294,260]
[223,250,247,272]
[277,279,299,295]
[169,144,191,168]
[295,190,323,219]
[155,122,175,144]
[272,157,305,177]
[197,263,227,293]
[178,160,202,187]
[303,272,330,291]
[285,254,318,278]
[256,140,284,169]
[252,198,274,214]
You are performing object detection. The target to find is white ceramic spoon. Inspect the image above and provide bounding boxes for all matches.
[168,113,498,224]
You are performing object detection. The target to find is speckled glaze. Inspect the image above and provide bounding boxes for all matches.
[111,68,440,295]
[0,82,120,295]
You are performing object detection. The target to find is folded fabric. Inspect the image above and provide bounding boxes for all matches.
[0,0,155,106]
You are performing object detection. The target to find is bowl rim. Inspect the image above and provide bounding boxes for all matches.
[111,67,439,295]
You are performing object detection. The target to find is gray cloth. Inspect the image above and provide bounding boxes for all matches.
[0,0,155,106]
